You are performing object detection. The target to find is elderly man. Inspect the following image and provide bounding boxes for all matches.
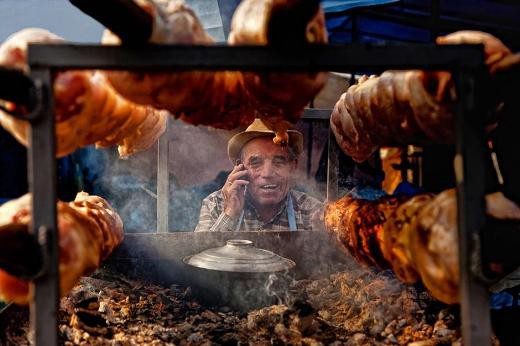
[195,119,323,232]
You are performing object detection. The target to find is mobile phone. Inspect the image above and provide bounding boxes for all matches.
[235,159,250,183]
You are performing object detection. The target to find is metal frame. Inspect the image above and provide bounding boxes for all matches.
[24,42,489,345]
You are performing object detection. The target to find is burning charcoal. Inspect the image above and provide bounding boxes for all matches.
[433,319,457,342]
[246,305,288,331]
[70,309,109,336]
[274,322,303,344]
[347,333,367,346]
[213,332,241,346]
[75,296,99,310]
[384,319,397,335]
[119,305,132,319]
[98,301,117,325]
[407,341,436,346]
[386,333,398,343]
[396,318,408,330]
[186,332,205,343]
[6,267,464,345]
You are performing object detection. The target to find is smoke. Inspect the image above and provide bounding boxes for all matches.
[78,118,239,233]
[264,271,298,307]
[92,148,154,232]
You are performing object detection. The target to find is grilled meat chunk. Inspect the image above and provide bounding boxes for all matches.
[325,190,520,304]
[0,192,123,305]
[0,28,166,158]
[103,0,327,144]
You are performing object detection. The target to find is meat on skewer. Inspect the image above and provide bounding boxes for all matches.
[331,31,517,163]
[0,192,123,305]
[228,0,328,144]
[330,70,456,163]
[325,190,520,304]
[102,0,327,144]
[0,28,166,158]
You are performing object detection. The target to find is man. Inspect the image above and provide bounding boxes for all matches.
[195,118,323,232]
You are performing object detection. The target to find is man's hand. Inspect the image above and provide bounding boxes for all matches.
[222,163,249,219]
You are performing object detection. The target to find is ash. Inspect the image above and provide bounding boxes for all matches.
[3,269,474,346]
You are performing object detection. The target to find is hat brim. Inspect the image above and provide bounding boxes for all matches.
[228,130,303,164]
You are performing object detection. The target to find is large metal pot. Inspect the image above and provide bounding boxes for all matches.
[183,239,295,311]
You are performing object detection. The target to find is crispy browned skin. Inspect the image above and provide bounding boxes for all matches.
[229,0,328,144]
[103,0,327,145]
[331,30,517,163]
[325,190,520,304]
[0,192,123,305]
[382,194,434,284]
[0,28,166,158]
[330,71,455,163]
[325,195,408,270]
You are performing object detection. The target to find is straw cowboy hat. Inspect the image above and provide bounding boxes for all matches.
[228,118,304,164]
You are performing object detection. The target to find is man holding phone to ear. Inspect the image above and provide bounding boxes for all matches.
[195,118,323,232]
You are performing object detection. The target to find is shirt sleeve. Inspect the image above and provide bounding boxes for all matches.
[295,192,324,231]
[194,192,238,232]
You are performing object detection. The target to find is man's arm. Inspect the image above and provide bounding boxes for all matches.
[294,191,325,231]
[194,192,239,232]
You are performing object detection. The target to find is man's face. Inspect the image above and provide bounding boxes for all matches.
[241,137,297,209]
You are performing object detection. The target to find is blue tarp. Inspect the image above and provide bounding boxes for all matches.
[322,0,399,13]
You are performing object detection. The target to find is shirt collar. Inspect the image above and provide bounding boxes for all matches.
[245,191,292,224]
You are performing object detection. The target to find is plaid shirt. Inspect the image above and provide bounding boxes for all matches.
[195,189,323,232]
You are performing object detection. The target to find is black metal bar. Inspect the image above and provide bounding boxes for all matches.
[0,67,37,107]
[481,219,520,273]
[0,224,43,280]
[430,0,441,42]
[69,0,153,44]
[27,68,59,346]
[400,147,408,183]
[453,70,492,346]
[27,44,484,72]
[327,127,339,201]
[157,118,170,233]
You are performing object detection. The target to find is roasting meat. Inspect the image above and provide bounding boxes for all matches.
[330,71,456,162]
[325,190,520,304]
[0,28,166,158]
[436,31,512,74]
[331,30,517,163]
[103,0,327,144]
[228,0,328,144]
[101,1,253,131]
[383,194,434,284]
[325,195,409,271]
[0,192,123,305]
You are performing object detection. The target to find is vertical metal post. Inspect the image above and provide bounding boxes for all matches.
[28,68,59,345]
[157,117,170,233]
[327,126,339,201]
[400,147,408,183]
[429,0,440,42]
[453,70,491,346]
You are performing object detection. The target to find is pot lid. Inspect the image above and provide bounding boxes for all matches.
[183,239,295,273]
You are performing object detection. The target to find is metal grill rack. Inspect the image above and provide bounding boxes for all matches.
[20,42,491,345]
